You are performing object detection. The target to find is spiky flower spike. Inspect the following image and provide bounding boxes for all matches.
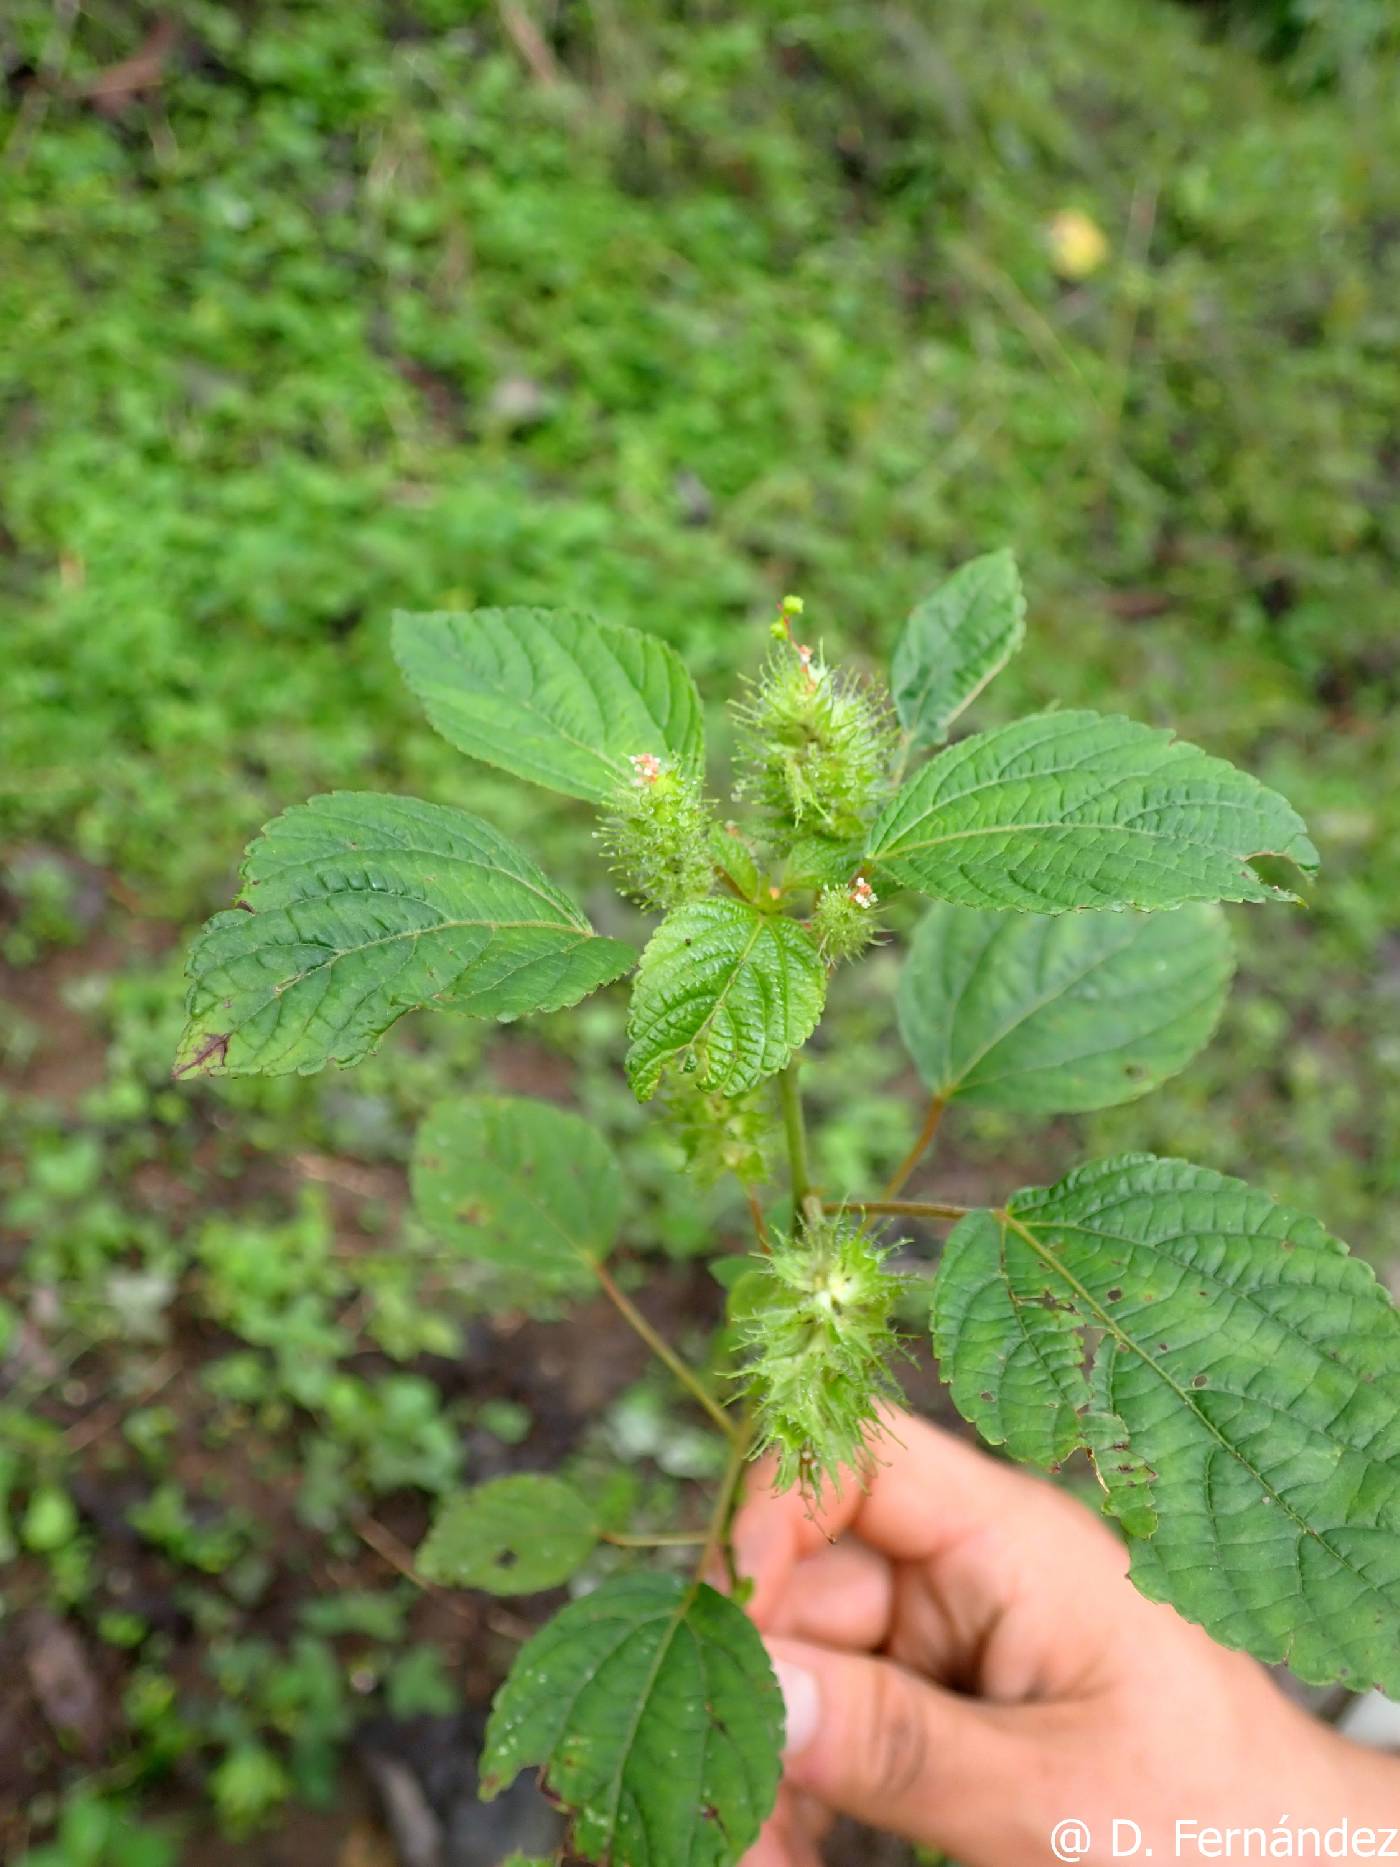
[733,601,897,848]
[596,753,715,912]
[734,1213,906,1500]
[811,873,881,964]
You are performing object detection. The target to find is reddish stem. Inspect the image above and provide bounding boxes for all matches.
[883,1093,947,1199]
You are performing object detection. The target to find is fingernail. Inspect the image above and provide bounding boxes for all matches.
[772,1656,819,1756]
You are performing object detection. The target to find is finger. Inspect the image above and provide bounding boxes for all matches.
[735,1405,1094,1623]
[732,1414,949,1622]
[766,1634,1031,1858]
[764,1539,893,1648]
[740,1787,824,1867]
[790,1790,833,1842]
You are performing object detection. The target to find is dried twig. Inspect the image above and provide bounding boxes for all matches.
[496,0,563,87]
[63,1354,180,1453]
[3,0,80,171]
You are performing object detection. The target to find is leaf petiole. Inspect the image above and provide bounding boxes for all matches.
[825,1196,971,1221]
[883,1091,947,1198]
[778,1060,813,1230]
[744,1185,771,1252]
[696,1410,755,1590]
[601,1529,710,1549]
[592,1260,740,1443]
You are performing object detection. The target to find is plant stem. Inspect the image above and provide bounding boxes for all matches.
[696,1412,754,1590]
[355,1515,473,1622]
[356,1514,424,1583]
[778,1061,813,1231]
[890,731,914,790]
[826,1196,970,1221]
[601,1529,709,1549]
[1099,179,1158,465]
[744,1186,770,1253]
[883,1092,947,1199]
[593,1260,739,1443]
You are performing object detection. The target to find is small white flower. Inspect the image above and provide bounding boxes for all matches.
[629,752,663,786]
[850,875,877,909]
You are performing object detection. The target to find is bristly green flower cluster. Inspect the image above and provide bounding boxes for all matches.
[597,754,715,912]
[811,875,882,963]
[662,1078,769,1187]
[734,1213,906,1499]
[732,605,896,851]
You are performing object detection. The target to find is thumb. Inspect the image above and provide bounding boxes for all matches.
[766,1636,1028,1860]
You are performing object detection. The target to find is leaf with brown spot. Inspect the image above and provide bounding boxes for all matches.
[174,793,634,1078]
[483,1574,781,1867]
[411,1096,621,1297]
[934,1153,1400,1694]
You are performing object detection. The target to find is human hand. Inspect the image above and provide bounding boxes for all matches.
[735,1406,1400,1865]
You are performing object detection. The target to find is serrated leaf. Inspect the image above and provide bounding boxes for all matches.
[625,899,826,1102]
[393,607,704,803]
[891,548,1026,748]
[174,795,634,1078]
[933,1155,1400,1691]
[867,710,1318,911]
[782,832,865,889]
[709,824,762,903]
[483,1574,782,1867]
[411,1095,621,1294]
[897,902,1233,1113]
[932,1207,1090,1470]
[418,1476,599,1593]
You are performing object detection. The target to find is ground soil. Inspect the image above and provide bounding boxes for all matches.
[0,913,1343,1866]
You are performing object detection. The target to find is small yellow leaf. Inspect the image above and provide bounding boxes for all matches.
[1047,208,1109,280]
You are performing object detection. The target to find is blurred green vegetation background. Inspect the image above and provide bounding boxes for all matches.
[2,0,1398,1859]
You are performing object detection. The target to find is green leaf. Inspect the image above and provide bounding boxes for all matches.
[626,899,826,1102]
[890,548,1026,748]
[411,1095,621,1294]
[393,607,705,804]
[782,831,865,889]
[709,823,762,903]
[934,1155,1400,1691]
[866,710,1317,911]
[418,1476,599,1593]
[896,902,1233,1113]
[174,796,634,1078]
[482,1574,782,1867]
[932,1207,1089,1472]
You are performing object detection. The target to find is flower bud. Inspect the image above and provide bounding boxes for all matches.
[597,756,715,912]
[811,876,881,963]
[733,648,896,848]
